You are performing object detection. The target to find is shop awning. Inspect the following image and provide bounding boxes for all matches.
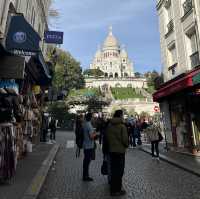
[153,67,200,102]
[27,51,52,86]
[0,55,25,79]
[5,15,41,55]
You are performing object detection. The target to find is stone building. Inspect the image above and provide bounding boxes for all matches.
[154,0,200,153]
[0,0,51,55]
[86,27,147,89]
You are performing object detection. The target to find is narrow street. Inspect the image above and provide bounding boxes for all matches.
[38,131,200,199]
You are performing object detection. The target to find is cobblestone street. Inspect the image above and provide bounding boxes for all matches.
[38,131,200,199]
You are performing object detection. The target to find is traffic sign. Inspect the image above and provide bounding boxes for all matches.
[154,106,160,112]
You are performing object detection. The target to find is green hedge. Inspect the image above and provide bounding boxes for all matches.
[111,88,144,100]
[69,88,101,97]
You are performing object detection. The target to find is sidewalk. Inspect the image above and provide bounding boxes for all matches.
[140,144,200,177]
[0,143,59,199]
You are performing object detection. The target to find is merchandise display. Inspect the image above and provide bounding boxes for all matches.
[0,84,45,182]
[0,123,17,182]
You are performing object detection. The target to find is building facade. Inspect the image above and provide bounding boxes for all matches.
[86,27,147,89]
[0,0,51,55]
[154,0,200,153]
[90,26,135,78]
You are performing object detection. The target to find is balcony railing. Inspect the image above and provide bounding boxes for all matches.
[183,0,193,16]
[190,51,200,68]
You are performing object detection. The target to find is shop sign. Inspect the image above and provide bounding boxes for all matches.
[192,73,200,85]
[0,80,19,94]
[154,106,160,112]
[44,31,64,44]
[6,15,41,55]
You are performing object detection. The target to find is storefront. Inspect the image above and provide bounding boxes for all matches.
[153,67,200,153]
[0,14,52,182]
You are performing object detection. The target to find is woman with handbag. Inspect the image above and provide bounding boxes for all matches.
[146,123,163,160]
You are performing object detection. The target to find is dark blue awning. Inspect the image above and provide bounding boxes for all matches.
[5,15,41,55]
[27,51,52,86]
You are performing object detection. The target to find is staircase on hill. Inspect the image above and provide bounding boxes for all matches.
[136,88,153,102]
[100,85,114,100]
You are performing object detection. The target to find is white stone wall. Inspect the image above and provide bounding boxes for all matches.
[85,78,147,89]
[105,100,158,116]
[0,0,51,55]
[157,0,200,82]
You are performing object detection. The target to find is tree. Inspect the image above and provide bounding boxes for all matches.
[47,47,85,92]
[154,73,164,90]
[83,68,104,77]
[135,72,142,78]
[47,101,75,129]
[144,70,160,89]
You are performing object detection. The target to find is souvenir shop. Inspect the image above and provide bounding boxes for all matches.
[0,15,52,182]
[153,67,200,154]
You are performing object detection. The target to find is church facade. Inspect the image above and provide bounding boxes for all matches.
[85,27,147,88]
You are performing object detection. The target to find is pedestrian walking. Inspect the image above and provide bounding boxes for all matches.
[41,113,49,142]
[146,123,163,160]
[134,120,142,146]
[49,117,57,143]
[106,110,128,196]
[82,113,97,181]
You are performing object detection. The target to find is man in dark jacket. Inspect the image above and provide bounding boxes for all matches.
[106,110,128,196]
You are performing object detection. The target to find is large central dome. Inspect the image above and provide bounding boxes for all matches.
[103,26,119,48]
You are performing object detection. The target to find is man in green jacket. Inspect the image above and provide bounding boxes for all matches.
[106,110,128,196]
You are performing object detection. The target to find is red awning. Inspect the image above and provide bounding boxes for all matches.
[153,68,200,102]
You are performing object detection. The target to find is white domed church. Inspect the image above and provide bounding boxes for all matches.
[85,27,147,89]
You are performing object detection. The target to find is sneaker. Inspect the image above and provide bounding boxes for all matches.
[82,177,94,181]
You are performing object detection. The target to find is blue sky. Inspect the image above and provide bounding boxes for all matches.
[51,0,161,73]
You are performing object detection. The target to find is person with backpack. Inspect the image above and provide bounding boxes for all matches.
[82,113,97,181]
[75,114,84,157]
[146,122,163,160]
